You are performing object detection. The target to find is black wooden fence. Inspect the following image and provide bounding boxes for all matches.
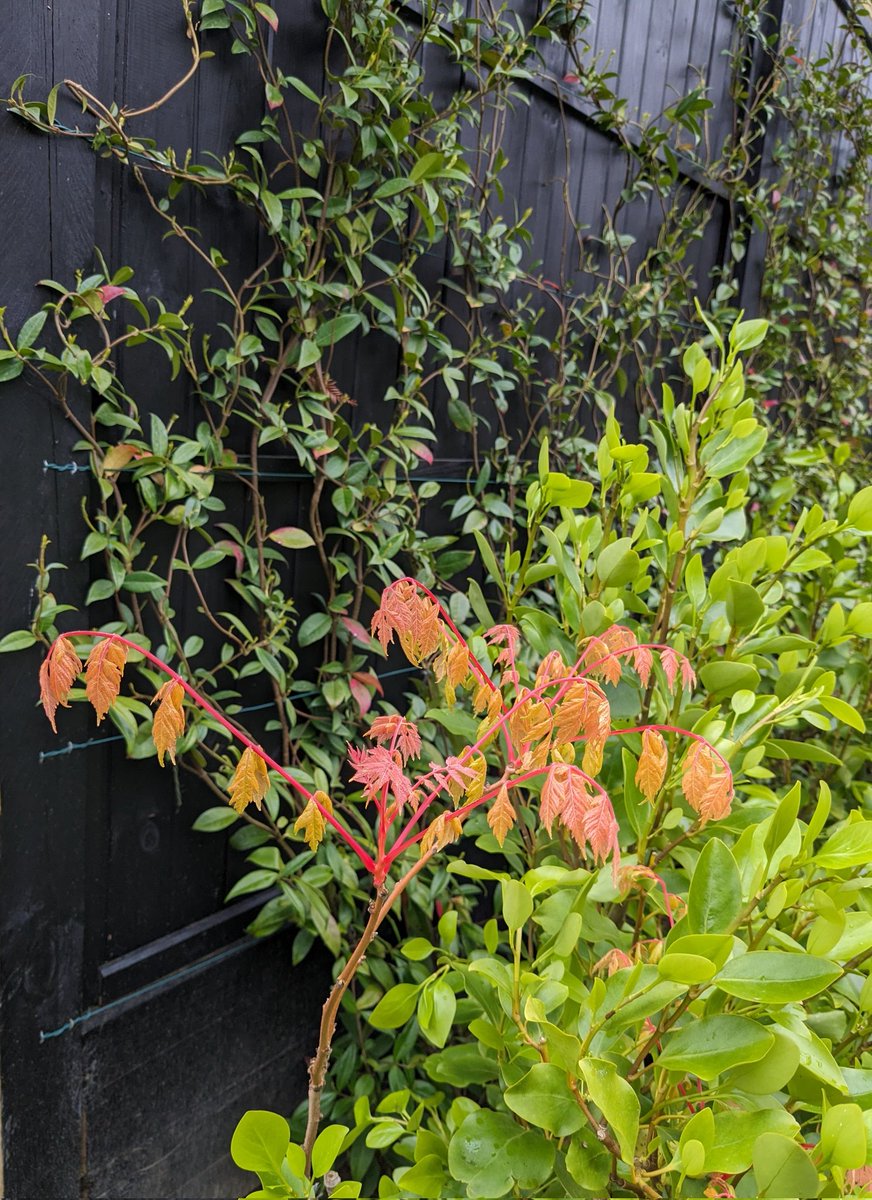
[0,2,868,1197]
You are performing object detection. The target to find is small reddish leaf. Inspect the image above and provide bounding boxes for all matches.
[100,443,141,476]
[254,2,278,31]
[340,616,373,646]
[268,526,315,550]
[593,947,633,975]
[407,441,434,464]
[214,539,244,576]
[352,670,382,695]
[348,676,372,716]
[97,285,126,305]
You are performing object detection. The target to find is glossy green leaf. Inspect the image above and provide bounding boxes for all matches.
[816,821,872,869]
[819,1102,866,1169]
[268,526,315,550]
[706,1108,799,1174]
[698,659,761,695]
[687,838,741,934]
[192,806,239,832]
[230,1110,289,1175]
[447,1110,552,1199]
[368,983,420,1030]
[501,879,533,931]
[311,1123,349,1177]
[595,538,640,588]
[657,952,716,984]
[726,579,764,630]
[723,1026,800,1094]
[0,629,37,652]
[504,1063,584,1136]
[658,1015,774,1080]
[715,951,841,1003]
[752,1133,820,1199]
[578,1057,639,1162]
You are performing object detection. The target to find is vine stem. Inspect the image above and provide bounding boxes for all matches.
[54,631,376,873]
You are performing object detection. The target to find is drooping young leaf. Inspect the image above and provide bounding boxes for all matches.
[463,754,487,804]
[39,636,83,732]
[582,624,635,685]
[540,764,619,873]
[370,579,440,663]
[85,636,127,724]
[227,745,270,813]
[508,690,552,747]
[151,679,185,766]
[295,791,333,851]
[635,728,668,801]
[681,741,733,822]
[420,811,463,857]
[487,783,516,847]
[364,714,422,764]
[431,755,478,806]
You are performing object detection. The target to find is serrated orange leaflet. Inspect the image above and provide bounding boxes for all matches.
[631,645,654,688]
[418,812,463,858]
[446,640,470,689]
[295,800,324,851]
[294,790,332,851]
[584,687,611,743]
[370,580,440,664]
[681,741,733,823]
[487,783,515,847]
[227,745,270,813]
[534,650,566,691]
[660,647,680,691]
[39,636,83,732]
[85,637,127,725]
[151,680,185,766]
[464,754,488,805]
[522,698,552,744]
[540,763,620,875]
[635,728,668,801]
[552,682,590,743]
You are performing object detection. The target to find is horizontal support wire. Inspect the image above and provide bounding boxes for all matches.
[42,460,489,485]
[38,666,420,762]
[39,938,255,1042]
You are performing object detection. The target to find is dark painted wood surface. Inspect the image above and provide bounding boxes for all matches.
[0,0,866,1196]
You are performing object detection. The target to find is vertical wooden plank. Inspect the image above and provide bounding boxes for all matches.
[0,0,102,1190]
